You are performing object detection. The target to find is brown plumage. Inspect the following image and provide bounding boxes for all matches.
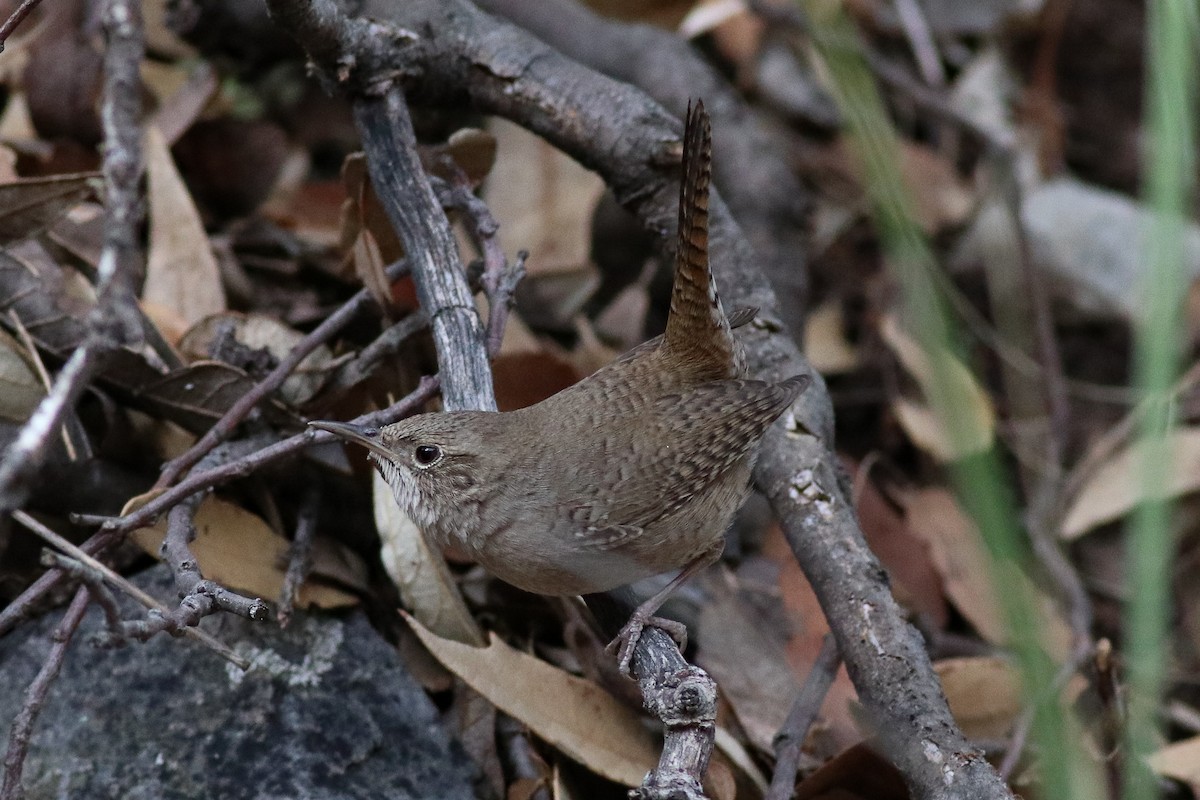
[313,101,809,672]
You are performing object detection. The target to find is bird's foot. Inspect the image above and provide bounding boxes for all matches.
[606,613,688,676]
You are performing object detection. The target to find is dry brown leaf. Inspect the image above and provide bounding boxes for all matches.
[897,144,975,233]
[934,657,1022,741]
[144,125,226,326]
[406,615,659,787]
[697,575,800,753]
[0,328,45,422]
[425,128,498,187]
[804,300,862,374]
[902,487,1073,661]
[484,118,605,277]
[851,460,948,626]
[1149,735,1200,794]
[124,492,360,609]
[825,136,974,235]
[351,228,393,316]
[0,93,37,141]
[374,470,484,646]
[0,172,96,246]
[1061,428,1200,540]
[794,742,909,800]
[178,313,337,407]
[880,313,994,461]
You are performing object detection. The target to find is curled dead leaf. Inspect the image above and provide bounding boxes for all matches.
[934,656,1023,741]
[178,313,338,407]
[144,125,226,326]
[406,615,658,787]
[373,470,484,646]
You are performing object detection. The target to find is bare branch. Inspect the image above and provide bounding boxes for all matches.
[11,510,248,666]
[767,634,842,800]
[0,588,90,800]
[354,90,494,413]
[0,0,145,515]
[0,0,44,50]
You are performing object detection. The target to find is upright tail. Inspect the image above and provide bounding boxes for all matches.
[663,100,746,380]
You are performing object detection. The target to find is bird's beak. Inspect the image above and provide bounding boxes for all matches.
[309,420,393,461]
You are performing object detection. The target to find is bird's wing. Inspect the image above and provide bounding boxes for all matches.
[566,376,808,550]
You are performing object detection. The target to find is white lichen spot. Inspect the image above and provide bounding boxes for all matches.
[224,617,343,688]
[861,602,884,654]
[787,469,835,520]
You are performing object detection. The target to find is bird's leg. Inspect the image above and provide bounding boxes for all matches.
[607,541,724,675]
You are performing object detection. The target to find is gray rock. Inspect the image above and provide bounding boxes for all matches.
[0,566,476,800]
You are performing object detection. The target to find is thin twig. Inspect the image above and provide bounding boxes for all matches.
[155,259,413,488]
[11,510,248,667]
[0,0,43,50]
[277,486,322,626]
[39,550,124,634]
[429,169,527,357]
[162,494,270,622]
[0,0,145,515]
[766,634,842,800]
[0,587,90,800]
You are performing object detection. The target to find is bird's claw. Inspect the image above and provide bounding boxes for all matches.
[606,614,689,676]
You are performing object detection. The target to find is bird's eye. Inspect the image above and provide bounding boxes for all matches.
[413,444,442,466]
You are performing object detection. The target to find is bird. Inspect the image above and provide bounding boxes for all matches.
[312,100,809,673]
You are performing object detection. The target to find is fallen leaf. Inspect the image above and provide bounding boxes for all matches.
[134,360,277,434]
[484,118,605,278]
[424,128,498,187]
[178,313,337,407]
[339,152,404,294]
[406,615,659,787]
[880,313,995,461]
[697,573,802,753]
[1149,735,1200,794]
[1061,427,1200,539]
[934,657,1023,741]
[794,742,909,800]
[901,487,1073,661]
[0,171,97,246]
[144,125,226,326]
[850,460,948,626]
[804,300,862,374]
[125,492,360,609]
[0,328,45,422]
[374,470,484,646]
[0,92,37,141]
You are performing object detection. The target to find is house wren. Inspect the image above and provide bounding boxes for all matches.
[313,101,809,672]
